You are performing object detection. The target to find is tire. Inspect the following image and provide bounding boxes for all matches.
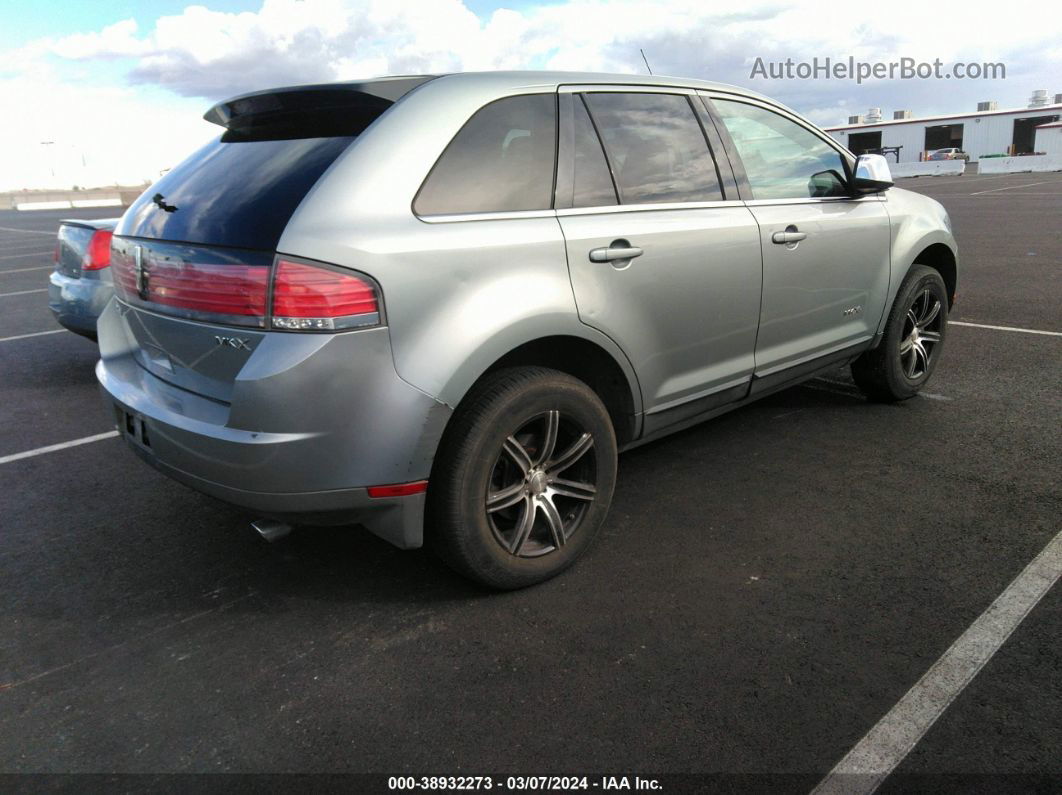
[852,265,949,402]
[427,366,618,589]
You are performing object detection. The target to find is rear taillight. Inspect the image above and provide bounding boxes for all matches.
[146,260,269,318]
[110,239,379,331]
[271,259,379,331]
[82,229,113,270]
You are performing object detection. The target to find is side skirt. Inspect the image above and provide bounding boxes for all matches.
[620,341,870,452]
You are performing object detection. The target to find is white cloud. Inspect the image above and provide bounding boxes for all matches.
[51,19,150,60]
[1,0,1059,189]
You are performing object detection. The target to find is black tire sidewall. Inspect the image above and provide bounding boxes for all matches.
[433,370,617,589]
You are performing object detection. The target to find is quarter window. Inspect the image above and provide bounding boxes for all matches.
[713,100,848,200]
[414,94,557,215]
[583,92,723,204]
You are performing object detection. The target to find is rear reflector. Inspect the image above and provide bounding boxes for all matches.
[82,229,113,270]
[367,481,429,498]
[271,259,379,331]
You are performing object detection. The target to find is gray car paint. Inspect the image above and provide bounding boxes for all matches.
[97,70,957,549]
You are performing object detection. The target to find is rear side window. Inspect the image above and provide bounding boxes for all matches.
[120,135,355,250]
[572,96,618,208]
[414,95,557,215]
[583,92,723,204]
[713,100,848,200]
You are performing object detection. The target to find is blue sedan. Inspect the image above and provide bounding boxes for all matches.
[48,218,119,340]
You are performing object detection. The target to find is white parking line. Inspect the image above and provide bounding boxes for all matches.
[0,265,52,274]
[0,250,51,261]
[0,329,64,343]
[0,288,48,297]
[0,226,54,235]
[950,320,1062,337]
[970,181,1052,195]
[0,431,119,465]
[813,530,1062,795]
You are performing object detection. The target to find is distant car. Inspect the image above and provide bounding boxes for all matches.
[48,218,119,340]
[928,148,969,161]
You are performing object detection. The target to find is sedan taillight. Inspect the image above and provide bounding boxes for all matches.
[82,229,113,270]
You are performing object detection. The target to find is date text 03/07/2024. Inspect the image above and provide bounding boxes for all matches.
[387,776,663,791]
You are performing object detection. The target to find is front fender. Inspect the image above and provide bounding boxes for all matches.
[881,189,958,335]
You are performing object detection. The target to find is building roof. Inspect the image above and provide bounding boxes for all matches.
[825,103,1062,131]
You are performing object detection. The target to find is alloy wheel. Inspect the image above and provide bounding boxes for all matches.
[899,288,943,380]
[485,410,597,558]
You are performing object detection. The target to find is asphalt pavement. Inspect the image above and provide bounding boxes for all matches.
[0,175,1059,791]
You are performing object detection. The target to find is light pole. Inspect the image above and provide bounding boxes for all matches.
[40,141,56,188]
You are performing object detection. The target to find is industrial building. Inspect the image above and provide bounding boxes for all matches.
[825,90,1062,163]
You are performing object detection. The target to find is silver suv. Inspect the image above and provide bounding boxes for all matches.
[97,72,958,588]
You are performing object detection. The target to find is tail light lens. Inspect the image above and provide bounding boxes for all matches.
[111,239,272,327]
[142,260,269,318]
[110,239,379,332]
[271,259,379,331]
[82,229,113,270]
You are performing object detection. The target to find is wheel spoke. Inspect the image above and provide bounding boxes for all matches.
[920,330,942,345]
[913,341,929,375]
[502,436,532,475]
[546,432,594,475]
[537,495,566,549]
[508,495,536,555]
[487,481,526,513]
[919,298,941,328]
[536,410,560,467]
[899,337,914,355]
[904,346,918,378]
[916,290,933,323]
[550,477,596,501]
[906,309,918,332]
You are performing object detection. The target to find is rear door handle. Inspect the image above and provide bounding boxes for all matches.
[589,240,644,263]
[771,225,807,245]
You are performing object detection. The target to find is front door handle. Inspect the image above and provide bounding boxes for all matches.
[771,225,807,245]
[589,240,644,263]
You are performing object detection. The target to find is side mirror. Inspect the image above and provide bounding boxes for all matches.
[851,154,894,194]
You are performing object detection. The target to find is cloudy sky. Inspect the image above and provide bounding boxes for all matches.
[1,0,1059,190]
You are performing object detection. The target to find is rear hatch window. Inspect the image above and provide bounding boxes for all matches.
[108,82,434,402]
[117,82,430,251]
[119,134,355,251]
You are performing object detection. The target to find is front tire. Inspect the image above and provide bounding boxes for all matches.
[852,265,949,402]
[427,367,618,589]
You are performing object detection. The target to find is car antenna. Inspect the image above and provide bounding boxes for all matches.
[639,48,653,75]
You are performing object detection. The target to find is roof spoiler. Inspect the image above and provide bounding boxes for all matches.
[203,76,438,130]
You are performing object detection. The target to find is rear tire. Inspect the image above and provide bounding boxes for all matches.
[427,367,617,590]
[852,265,948,402]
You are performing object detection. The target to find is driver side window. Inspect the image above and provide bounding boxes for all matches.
[713,99,848,200]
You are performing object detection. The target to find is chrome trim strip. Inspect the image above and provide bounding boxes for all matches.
[417,209,556,223]
[558,200,745,217]
[753,337,873,379]
[644,376,752,416]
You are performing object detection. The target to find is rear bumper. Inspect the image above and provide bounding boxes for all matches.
[48,270,112,338]
[95,300,451,548]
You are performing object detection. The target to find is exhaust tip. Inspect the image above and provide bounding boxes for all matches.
[252,519,293,543]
